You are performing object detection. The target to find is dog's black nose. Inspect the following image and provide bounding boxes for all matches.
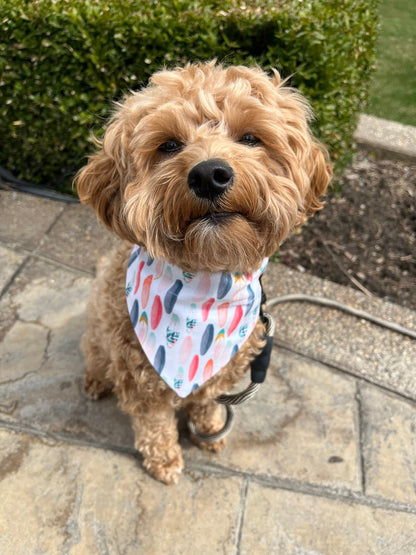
[187,159,234,201]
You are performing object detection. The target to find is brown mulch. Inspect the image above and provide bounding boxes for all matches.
[279,153,416,311]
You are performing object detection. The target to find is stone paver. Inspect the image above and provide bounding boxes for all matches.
[0,244,26,293]
[0,190,64,250]
[0,320,49,383]
[0,429,243,554]
[360,383,416,506]
[0,254,91,345]
[263,262,416,400]
[0,256,134,446]
[241,483,416,555]
[188,349,361,491]
[8,257,91,329]
[37,203,119,274]
[1,187,416,553]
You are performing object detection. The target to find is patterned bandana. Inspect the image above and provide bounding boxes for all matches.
[126,246,268,398]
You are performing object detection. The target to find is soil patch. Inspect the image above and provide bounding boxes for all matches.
[279,152,416,311]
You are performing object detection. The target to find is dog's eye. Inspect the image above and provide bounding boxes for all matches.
[238,134,261,147]
[158,140,183,154]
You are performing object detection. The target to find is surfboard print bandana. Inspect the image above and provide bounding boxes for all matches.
[126,246,268,398]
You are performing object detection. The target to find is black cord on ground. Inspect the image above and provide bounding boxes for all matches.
[0,166,79,204]
[266,294,416,340]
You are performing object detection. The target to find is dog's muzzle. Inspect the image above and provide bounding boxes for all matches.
[187,159,233,201]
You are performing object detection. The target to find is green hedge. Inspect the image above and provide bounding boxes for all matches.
[0,0,379,191]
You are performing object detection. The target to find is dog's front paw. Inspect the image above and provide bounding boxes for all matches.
[191,434,227,453]
[144,451,184,485]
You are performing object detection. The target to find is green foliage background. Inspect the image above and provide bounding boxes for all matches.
[0,0,379,190]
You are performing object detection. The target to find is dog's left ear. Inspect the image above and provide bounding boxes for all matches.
[75,112,132,240]
[269,71,332,221]
[303,139,332,217]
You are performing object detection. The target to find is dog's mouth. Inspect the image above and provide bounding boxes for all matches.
[184,210,252,235]
[198,211,244,224]
[205,211,240,221]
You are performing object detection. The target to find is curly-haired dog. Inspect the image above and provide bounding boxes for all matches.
[76,61,331,484]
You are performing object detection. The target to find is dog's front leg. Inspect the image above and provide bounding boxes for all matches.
[129,405,184,485]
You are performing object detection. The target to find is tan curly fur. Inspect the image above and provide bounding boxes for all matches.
[76,61,332,484]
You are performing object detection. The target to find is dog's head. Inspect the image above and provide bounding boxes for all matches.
[76,62,331,273]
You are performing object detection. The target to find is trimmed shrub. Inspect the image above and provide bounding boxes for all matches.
[0,0,379,190]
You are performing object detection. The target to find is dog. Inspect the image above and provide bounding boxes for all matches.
[76,61,331,484]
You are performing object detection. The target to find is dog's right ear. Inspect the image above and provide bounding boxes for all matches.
[75,114,127,235]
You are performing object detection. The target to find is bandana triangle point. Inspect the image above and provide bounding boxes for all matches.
[126,246,268,398]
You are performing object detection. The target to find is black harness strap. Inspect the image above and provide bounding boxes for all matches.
[250,277,274,384]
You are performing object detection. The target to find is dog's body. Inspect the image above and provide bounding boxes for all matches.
[76,62,331,484]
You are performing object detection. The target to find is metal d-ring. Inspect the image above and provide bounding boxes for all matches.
[187,404,235,444]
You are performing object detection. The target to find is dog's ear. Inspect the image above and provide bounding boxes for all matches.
[268,72,332,222]
[75,113,128,236]
[303,140,332,216]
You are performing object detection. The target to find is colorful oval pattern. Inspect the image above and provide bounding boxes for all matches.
[128,246,141,268]
[188,355,199,381]
[179,335,193,365]
[153,345,166,374]
[141,274,153,309]
[245,284,255,315]
[166,314,180,348]
[150,295,163,330]
[129,299,139,328]
[217,302,229,327]
[213,329,225,359]
[196,273,211,298]
[200,324,214,356]
[217,273,232,299]
[203,359,214,382]
[164,279,183,314]
[138,312,148,343]
[202,298,215,322]
[134,261,145,294]
[227,305,243,337]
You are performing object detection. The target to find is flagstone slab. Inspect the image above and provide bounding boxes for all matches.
[0,190,64,250]
[0,255,91,339]
[0,428,243,554]
[360,383,416,505]
[240,483,416,554]
[9,259,91,329]
[0,320,49,384]
[37,202,119,274]
[0,256,133,446]
[185,349,361,492]
[263,262,416,400]
[0,244,26,293]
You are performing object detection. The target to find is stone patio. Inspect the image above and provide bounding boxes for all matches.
[0,189,415,554]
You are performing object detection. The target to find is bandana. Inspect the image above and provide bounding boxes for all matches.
[125,246,268,398]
